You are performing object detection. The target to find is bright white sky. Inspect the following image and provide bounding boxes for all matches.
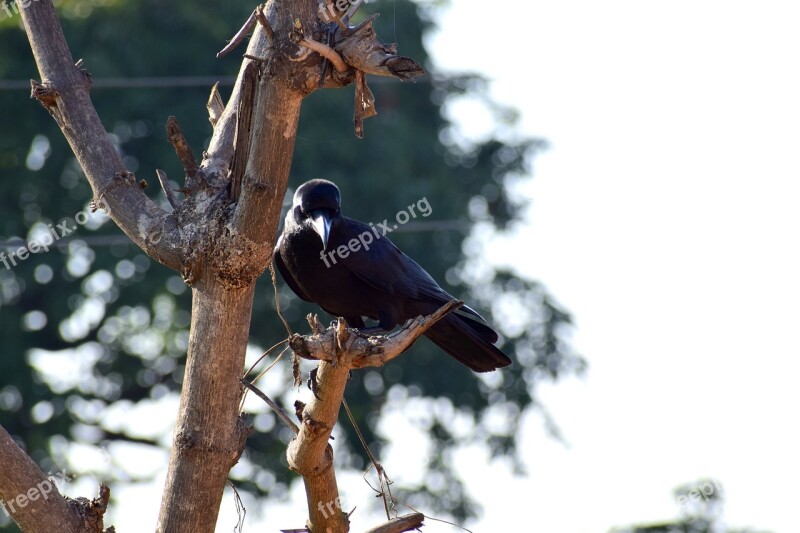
[426,1,800,531]
[63,2,800,532]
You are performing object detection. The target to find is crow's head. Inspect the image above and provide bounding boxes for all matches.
[291,179,342,250]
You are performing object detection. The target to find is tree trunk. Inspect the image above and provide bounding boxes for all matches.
[156,273,255,531]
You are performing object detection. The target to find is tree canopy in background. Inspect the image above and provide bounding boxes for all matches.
[610,479,772,533]
[0,0,582,529]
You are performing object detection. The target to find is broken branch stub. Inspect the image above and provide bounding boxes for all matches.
[353,69,376,138]
[206,82,224,126]
[334,17,425,80]
[166,116,198,180]
[289,7,423,136]
[363,513,425,533]
[289,300,463,368]
[327,15,423,136]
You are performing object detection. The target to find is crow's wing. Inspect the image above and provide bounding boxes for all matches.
[338,219,450,302]
[273,235,314,303]
[339,219,498,342]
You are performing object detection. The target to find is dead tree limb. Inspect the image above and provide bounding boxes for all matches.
[155,169,180,210]
[216,8,258,58]
[241,379,300,434]
[287,354,351,533]
[283,301,460,532]
[21,1,181,271]
[166,116,198,179]
[364,513,425,533]
[0,425,112,532]
[206,82,225,126]
[289,300,463,368]
[334,17,424,80]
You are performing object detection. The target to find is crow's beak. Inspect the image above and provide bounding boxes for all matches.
[310,210,332,250]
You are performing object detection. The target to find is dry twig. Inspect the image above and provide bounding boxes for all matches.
[155,169,179,210]
[217,8,257,58]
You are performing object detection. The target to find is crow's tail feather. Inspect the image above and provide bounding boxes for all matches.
[424,313,512,372]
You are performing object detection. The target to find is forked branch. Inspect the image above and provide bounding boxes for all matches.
[21,0,181,272]
[279,301,460,532]
[289,300,463,368]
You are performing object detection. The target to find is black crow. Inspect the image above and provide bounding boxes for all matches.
[274,179,512,372]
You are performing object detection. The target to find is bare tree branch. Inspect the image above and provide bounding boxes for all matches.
[0,425,112,532]
[155,169,180,210]
[217,8,258,58]
[364,513,425,533]
[286,348,352,533]
[289,300,464,368]
[166,116,198,179]
[282,301,460,532]
[206,81,225,126]
[240,379,300,434]
[334,17,425,80]
[20,0,182,272]
[255,4,275,42]
[298,36,349,73]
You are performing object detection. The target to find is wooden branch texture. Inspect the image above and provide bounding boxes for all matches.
[289,300,463,368]
[0,425,111,532]
[364,513,425,533]
[156,277,254,532]
[157,1,326,532]
[20,1,182,272]
[287,359,351,533]
[282,302,459,532]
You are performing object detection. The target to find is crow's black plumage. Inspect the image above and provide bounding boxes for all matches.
[274,179,512,372]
